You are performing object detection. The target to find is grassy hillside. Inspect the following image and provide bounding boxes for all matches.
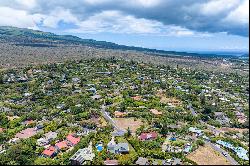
[0,26,246,59]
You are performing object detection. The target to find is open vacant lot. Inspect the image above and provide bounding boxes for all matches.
[220,127,249,134]
[113,118,143,134]
[187,144,230,165]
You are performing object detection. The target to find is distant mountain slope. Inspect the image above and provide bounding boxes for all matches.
[0,26,246,59]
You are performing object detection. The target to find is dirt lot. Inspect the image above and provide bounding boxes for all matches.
[187,144,230,165]
[220,127,248,133]
[156,91,182,106]
[113,118,143,134]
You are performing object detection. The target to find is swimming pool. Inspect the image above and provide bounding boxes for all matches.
[96,143,103,152]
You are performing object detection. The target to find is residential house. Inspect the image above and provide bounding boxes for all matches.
[150,109,162,116]
[131,96,142,101]
[0,144,5,154]
[56,104,65,110]
[214,112,230,125]
[73,89,82,93]
[96,72,112,75]
[163,144,182,153]
[172,158,182,165]
[139,132,158,141]
[8,138,20,144]
[45,131,57,140]
[87,87,97,94]
[70,142,95,165]
[6,115,19,121]
[0,128,4,133]
[22,120,35,126]
[35,124,44,130]
[104,159,119,165]
[183,143,192,154]
[216,140,249,161]
[72,77,80,84]
[77,128,95,136]
[111,130,125,137]
[235,111,247,123]
[37,137,50,147]
[37,131,57,146]
[107,142,129,154]
[135,157,149,165]
[188,127,203,137]
[91,94,102,100]
[55,141,69,151]
[167,124,181,130]
[152,159,167,165]
[42,146,57,158]
[67,134,81,146]
[0,107,11,112]
[15,128,38,139]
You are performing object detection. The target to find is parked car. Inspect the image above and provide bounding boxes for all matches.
[222,152,228,157]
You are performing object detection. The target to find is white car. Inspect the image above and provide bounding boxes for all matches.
[215,144,220,148]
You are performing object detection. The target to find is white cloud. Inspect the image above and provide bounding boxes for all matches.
[84,0,113,5]
[224,0,249,24]
[41,8,79,28]
[16,0,37,9]
[69,10,162,34]
[0,6,43,28]
[0,0,248,36]
[67,10,210,37]
[130,0,163,8]
[199,0,239,16]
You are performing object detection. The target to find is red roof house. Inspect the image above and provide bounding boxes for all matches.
[131,96,142,101]
[139,132,158,141]
[15,128,37,139]
[66,134,80,146]
[150,109,162,116]
[23,120,35,126]
[104,159,119,165]
[55,141,69,150]
[0,128,4,133]
[42,146,57,158]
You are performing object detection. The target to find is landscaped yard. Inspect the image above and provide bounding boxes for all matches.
[187,144,230,165]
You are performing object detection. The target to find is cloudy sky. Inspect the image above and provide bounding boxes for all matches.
[0,0,249,52]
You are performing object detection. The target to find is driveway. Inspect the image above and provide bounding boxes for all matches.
[100,105,123,131]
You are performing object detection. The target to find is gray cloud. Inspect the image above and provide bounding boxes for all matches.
[0,0,248,36]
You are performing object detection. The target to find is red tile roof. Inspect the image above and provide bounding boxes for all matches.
[24,120,34,125]
[150,109,162,115]
[139,132,158,141]
[66,134,80,145]
[15,128,37,139]
[55,141,68,150]
[0,128,4,133]
[104,159,119,165]
[131,96,141,101]
[42,146,56,157]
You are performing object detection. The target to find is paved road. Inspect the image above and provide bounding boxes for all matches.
[206,124,222,135]
[188,104,197,116]
[188,103,238,165]
[100,105,123,131]
[206,142,239,165]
